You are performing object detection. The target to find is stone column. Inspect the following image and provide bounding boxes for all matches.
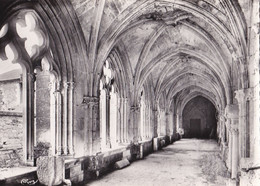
[149,106,153,138]
[49,80,56,156]
[226,118,232,172]
[219,114,225,143]
[219,114,228,161]
[106,93,110,148]
[123,98,128,143]
[35,70,52,155]
[225,104,239,179]
[165,112,169,136]
[62,82,68,155]
[118,97,123,144]
[67,82,75,155]
[239,1,260,184]
[153,109,158,138]
[153,109,159,151]
[235,89,253,159]
[26,73,35,164]
[231,121,239,179]
[166,111,174,143]
[129,105,140,143]
[54,82,62,156]
[109,91,117,148]
[166,112,174,136]
[60,81,74,156]
[247,0,260,164]
[82,96,100,155]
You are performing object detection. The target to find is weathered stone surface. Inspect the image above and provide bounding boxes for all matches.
[153,138,158,151]
[114,158,130,169]
[0,79,22,112]
[183,96,217,139]
[36,156,64,185]
[123,149,131,160]
[0,0,258,185]
[0,115,23,168]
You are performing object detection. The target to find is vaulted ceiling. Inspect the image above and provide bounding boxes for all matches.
[0,0,243,113]
[71,0,247,111]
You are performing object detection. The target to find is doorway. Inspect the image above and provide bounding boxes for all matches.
[190,119,201,138]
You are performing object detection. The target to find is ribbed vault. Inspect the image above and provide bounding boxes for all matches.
[76,0,248,116]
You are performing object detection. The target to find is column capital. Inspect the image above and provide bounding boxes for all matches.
[235,88,254,102]
[153,109,158,116]
[130,105,140,112]
[225,104,239,119]
[68,82,75,90]
[63,82,68,89]
[122,97,128,104]
[82,96,99,106]
[119,97,127,101]
[62,81,75,90]
[231,125,239,136]
[55,81,61,92]
[225,119,231,130]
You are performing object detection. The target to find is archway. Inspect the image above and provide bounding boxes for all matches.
[182,96,217,139]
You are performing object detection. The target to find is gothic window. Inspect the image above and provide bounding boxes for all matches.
[100,60,118,151]
[0,10,63,167]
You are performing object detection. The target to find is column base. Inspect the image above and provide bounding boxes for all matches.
[226,179,237,186]
[153,137,158,151]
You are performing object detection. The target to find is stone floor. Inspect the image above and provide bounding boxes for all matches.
[86,139,230,186]
[0,166,37,180]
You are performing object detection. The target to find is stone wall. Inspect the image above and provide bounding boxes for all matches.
[0,79,22,112]
[0,113,23,168]
[0,79,23,168]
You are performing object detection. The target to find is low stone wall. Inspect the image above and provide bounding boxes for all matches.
[157,136,166,150]
[65,147,128,184]
[65,157,85,183]
[0,112,23,168]
[142,140,153,157]
[0,168,37,186]
[41,135,180,185]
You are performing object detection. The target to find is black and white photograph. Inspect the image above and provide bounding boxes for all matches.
[0,0,259,185]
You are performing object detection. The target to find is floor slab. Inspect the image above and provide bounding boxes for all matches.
[86,139,229,186]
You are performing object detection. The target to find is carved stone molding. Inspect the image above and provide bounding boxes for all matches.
[63,82,69,90]
[54,81,61,93]
[225,104,239,119]
[231,124,239,135]
[130,106,140,112]
[219,115,225,122]
[28,73,36,82]
[225,120,231,131]
[68,82,75,90]
[235,88,254,102]
[82,96,99,106]
[63,81,75,90]
[180,55,189,63]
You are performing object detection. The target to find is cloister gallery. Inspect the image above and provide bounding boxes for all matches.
[0,0,259,185]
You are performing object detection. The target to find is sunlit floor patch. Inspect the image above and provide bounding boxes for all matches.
[86,139,229,186]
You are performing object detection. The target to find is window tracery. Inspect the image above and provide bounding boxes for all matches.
[100,59,118,151]
[0,10,65,166]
